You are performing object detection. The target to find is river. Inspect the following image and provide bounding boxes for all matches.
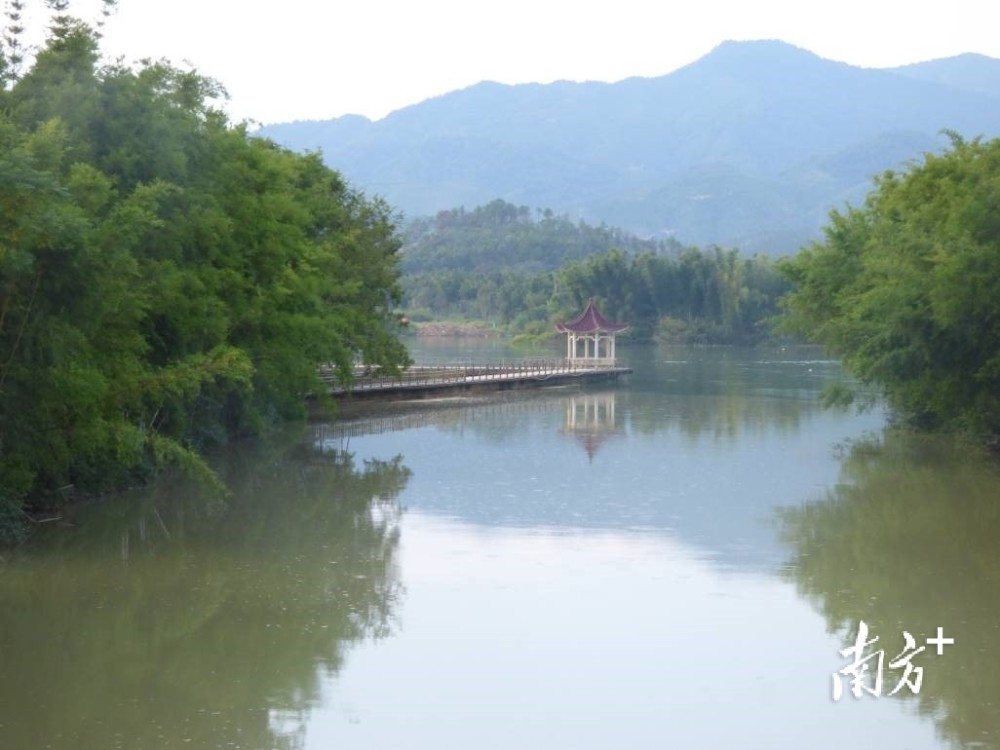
[1,342,998,749]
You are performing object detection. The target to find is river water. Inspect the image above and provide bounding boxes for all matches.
[2,342,999,749]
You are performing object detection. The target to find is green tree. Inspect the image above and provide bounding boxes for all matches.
[0,13,408,541]
[555,246,787,343]
[779,134,1000,440]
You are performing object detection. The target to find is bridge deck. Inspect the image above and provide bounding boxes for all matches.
[321,359,631,399]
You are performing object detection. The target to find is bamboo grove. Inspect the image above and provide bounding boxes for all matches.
[0,9,409,539]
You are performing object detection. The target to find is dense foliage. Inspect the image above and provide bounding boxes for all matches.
[405,239,790,343]
[557,246,790,341]
[779,134,1000,440]
[0,10,408,540]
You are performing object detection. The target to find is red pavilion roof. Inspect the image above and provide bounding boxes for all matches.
[555,299,628,333]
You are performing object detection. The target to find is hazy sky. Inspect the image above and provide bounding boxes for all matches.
[33,0,1000,124]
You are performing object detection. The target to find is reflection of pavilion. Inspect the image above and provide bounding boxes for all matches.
[562,391,624,461]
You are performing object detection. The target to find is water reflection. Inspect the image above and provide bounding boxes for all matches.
[778,431,1000,748]
[625,345,846,442]
[328,353,882,570]
[403,339,846,444]
[304,514,942,749]
[2,344,958,750]
[0,432,410,750]
[561,391,624,460]
[332,346,846,452]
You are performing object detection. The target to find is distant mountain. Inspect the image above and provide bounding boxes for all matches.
[888,53,1000,99]
[259,40,1000,255]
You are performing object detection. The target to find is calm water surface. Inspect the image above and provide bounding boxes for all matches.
[2,343,999,749]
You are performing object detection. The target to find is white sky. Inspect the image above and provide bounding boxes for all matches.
[21,0,1000,125]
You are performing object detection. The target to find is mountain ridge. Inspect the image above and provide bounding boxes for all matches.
[259,40,1000,254]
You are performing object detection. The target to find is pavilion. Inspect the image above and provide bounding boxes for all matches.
[555,299,627,366]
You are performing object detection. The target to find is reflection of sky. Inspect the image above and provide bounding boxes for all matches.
[297,348,939,748]
[298,515,940,749]
[335,389,887,571]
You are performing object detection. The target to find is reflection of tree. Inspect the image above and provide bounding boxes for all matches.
[0,428,410,750]
[329,345,832,451]
[778,431,1000,748]
[327,390,561,444]
[392,342,849,445]
[625,345,837,441]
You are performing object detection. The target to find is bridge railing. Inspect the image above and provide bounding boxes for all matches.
[319,357,626,393]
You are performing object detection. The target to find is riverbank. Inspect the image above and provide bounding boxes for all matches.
[410,321,500,337]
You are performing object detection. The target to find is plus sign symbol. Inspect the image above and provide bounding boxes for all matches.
[926,627,955,655]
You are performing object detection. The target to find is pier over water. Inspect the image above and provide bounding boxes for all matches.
[327,301,632,400]
[323,359,631,400]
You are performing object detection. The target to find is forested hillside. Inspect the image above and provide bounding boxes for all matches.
[0,7,408,541]
[400,199,683,273]
[401,201,790,343]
